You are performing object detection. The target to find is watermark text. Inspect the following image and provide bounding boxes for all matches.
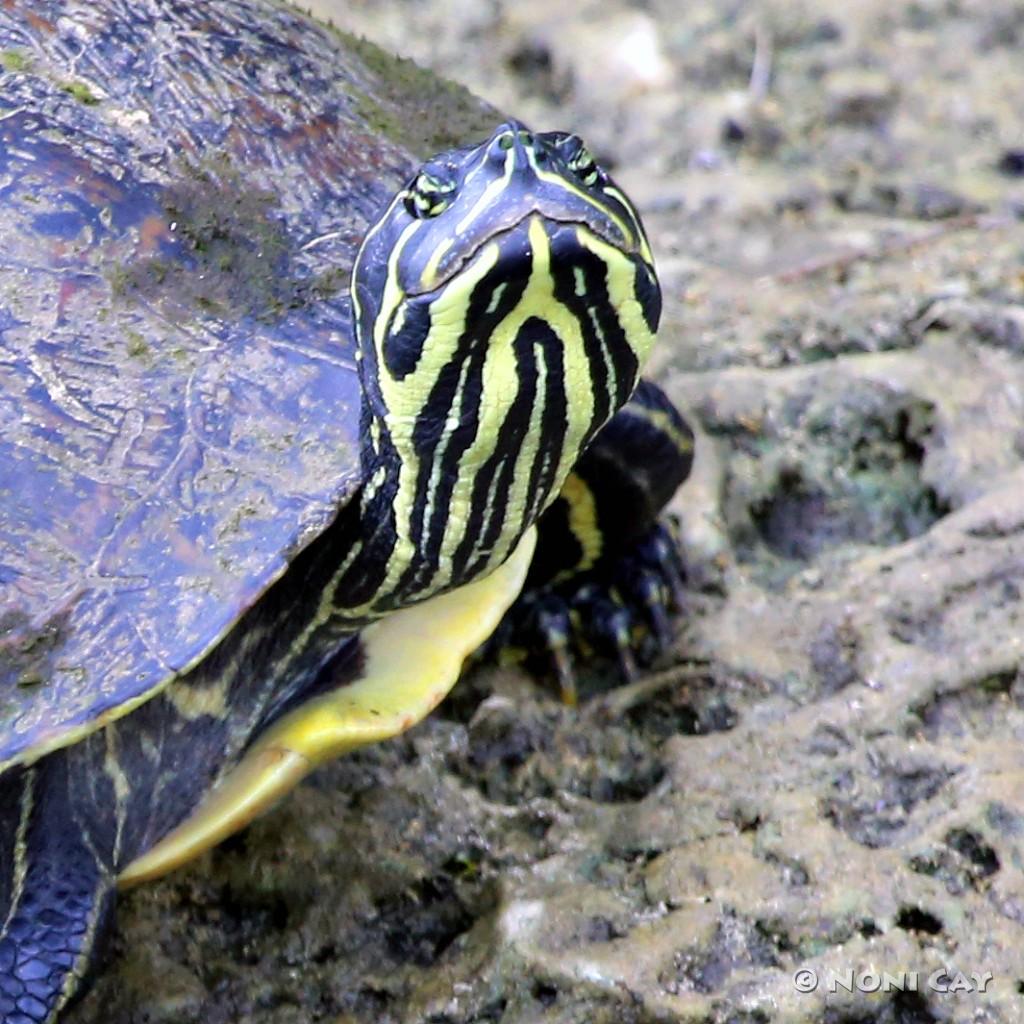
[792,967,993,995]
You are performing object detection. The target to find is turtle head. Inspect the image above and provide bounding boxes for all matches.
[353,122,659,381]
[348,121,660,610]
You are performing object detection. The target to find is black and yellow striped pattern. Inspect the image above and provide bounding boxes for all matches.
[527,379,696,587]
[0,121,664,1024]
[344,121,661,616]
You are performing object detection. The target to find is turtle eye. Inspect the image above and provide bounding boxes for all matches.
[405,171,456,218]
[564,138,601,187]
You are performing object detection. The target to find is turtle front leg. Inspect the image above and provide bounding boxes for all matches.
[0,760,115,1024]
[489,379,695,702]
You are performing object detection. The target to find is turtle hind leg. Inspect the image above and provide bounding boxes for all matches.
[0,760,115,1024]
[490,379,694,702]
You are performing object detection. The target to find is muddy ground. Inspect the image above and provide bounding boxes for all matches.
[71,1,1024,1022]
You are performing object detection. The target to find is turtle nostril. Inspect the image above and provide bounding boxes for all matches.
[489,123,535,162]
[494,133,514,156]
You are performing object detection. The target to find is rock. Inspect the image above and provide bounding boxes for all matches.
[997,148,1024,177]
[824,68,900,126]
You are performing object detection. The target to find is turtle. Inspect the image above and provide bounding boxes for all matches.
[0,2,694,1021]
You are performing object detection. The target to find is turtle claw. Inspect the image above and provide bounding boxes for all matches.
[573,587,637,680]
[487,519,688,702]
[554,649,579,707]
[616,641,639,685]
[533,594,579,706]
[640,519,687,614]
[636,569,673,650]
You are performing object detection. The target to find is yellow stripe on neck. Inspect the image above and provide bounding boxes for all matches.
[560,472,602,577]
[371,216,602,609]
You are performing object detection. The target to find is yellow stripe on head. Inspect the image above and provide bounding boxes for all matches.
[577,226,658,367]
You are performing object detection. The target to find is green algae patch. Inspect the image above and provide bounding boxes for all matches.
[1,49,31,73]
[61,80,99,105]
[316,22,498,157]
[124,329,153,363]
[344,33,498,155]
[0,609,71,694]
[108,157,301,321]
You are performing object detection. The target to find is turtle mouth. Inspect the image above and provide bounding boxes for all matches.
[398,208,660,357]
[406,207,642,299]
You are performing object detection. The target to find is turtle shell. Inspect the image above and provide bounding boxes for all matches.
[0,0,494,768]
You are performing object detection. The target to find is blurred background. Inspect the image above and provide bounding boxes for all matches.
[304,0,1024,376]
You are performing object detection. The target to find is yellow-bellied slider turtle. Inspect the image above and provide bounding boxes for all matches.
[0,1,692,1020]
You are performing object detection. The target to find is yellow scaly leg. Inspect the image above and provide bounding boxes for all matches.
[119,527,536,887]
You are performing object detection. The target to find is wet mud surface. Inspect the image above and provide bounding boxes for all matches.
[70,1,1024,1021]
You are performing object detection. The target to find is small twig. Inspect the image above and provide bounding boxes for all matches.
[749,23,773,102]
[300,230,346,252]
[592,660,712,718]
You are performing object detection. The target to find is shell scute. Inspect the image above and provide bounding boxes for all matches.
[0,0,444,766]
